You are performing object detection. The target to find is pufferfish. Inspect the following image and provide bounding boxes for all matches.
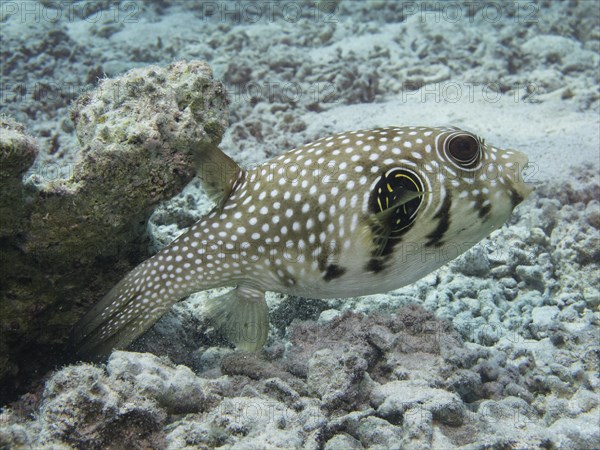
[73,126,532,357]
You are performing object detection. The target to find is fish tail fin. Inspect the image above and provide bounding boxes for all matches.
[204,286,269,352]
[71,260,183,360]
[71,141,244,360]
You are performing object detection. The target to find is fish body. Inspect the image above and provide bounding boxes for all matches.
[73,126,532,356]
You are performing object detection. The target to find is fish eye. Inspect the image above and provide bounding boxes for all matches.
[447,134,480,168]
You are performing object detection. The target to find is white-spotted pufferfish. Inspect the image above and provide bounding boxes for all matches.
[73,126,532,357]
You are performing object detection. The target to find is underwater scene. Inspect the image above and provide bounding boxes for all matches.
[0,1,599,448]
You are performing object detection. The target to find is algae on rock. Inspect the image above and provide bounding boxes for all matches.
[0,116,38,237]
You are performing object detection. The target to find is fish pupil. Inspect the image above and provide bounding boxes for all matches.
[448,134,480,165]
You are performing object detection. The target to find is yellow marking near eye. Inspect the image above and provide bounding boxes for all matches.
[387,183,393,193]
[395,173,421,192]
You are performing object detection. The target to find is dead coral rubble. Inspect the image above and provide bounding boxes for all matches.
[3,305,597,449]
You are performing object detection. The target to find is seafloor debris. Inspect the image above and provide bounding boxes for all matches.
[1,299,598,449]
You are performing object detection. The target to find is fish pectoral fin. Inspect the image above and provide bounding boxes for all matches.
[194,140,243,208]
[204,286,269,352]
[363,189,429,257]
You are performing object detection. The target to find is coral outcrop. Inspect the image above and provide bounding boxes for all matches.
[0,60,228,404]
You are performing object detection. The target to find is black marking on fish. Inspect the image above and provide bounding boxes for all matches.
[365,258,385,274]
[367,169,423,260]
[478,202,492,219]
[323,264,347,282]
[509,189,524,210]
[425,191,452,247]
[317,240,342,273]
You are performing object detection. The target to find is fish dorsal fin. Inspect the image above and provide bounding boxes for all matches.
[364,189,429,257]
[194,140,243,208]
